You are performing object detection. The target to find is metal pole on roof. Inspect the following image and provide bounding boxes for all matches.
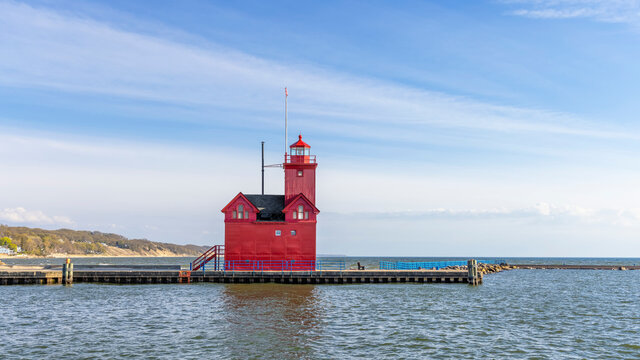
[284,87,288,157]
[261,141,265,195]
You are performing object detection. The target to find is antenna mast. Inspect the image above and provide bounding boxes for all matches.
[284,87,288,156]
[261,141,265,195]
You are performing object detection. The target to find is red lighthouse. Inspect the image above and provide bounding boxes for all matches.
[219,135,319,270]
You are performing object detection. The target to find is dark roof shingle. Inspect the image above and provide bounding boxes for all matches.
[244,194,285,222]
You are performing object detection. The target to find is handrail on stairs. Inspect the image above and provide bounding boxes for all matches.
[191,245,224,271]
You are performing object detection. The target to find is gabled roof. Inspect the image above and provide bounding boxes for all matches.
[283,193,320,214]
[245,194,284,214]
[290,134,310,148]
[245,194,285,221]
[221,192,259,213]
[222,192,318,221]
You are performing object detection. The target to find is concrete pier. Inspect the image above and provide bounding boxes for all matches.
[0,265,476,285]
[4,262,638,286]
[0,267,63,285]
[189,270,475,284]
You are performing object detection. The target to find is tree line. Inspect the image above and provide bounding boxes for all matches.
[0,225,208,256]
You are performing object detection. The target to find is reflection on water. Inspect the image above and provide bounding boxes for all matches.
[219,284,321,359]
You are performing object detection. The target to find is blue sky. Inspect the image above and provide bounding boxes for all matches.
[2,0,640,256]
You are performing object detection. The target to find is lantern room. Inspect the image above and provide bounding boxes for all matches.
[286,134,315,164]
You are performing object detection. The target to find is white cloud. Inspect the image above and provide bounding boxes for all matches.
[0,130,273,243]
[504,0,640,24]
[0,207,73,225]
[0,0,637,150]
[331,202,640,227]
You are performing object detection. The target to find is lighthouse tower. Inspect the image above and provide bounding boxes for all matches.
[284,135,318,206]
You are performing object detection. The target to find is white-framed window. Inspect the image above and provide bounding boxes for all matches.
[297,170,303,177]
[275,230,281,236]
[293,147,307,155]
[291,230,296,236]
[238,204,244,219]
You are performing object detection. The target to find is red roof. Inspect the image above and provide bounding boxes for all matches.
[290,134,310,148]
[282,193,320,213]
[221,192,260,213]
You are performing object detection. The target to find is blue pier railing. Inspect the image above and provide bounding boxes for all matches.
[379,259,506,270]
[216,260,345,272]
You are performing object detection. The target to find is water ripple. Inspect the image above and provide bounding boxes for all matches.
[1,270,639,358]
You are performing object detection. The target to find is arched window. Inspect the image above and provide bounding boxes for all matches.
[238,204,244,219]
[298,205,304,220]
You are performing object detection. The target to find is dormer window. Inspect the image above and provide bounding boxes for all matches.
[233,204,249,219]
[292,204,310,220]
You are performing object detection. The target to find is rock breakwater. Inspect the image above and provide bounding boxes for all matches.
[440,263,516,275]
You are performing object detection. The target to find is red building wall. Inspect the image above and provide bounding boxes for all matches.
[284,164,317,205]
[224,221,316,262]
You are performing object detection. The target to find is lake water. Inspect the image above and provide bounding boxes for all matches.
[2,257,639,359]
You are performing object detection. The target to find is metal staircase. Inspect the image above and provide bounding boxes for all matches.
[190,245,224,271]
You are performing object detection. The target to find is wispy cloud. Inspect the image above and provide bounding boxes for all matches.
[0,130,273,242]
[0,207,73,225]
[0,0,637,152]
[503,0,640,24]
[333,202,640,227]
